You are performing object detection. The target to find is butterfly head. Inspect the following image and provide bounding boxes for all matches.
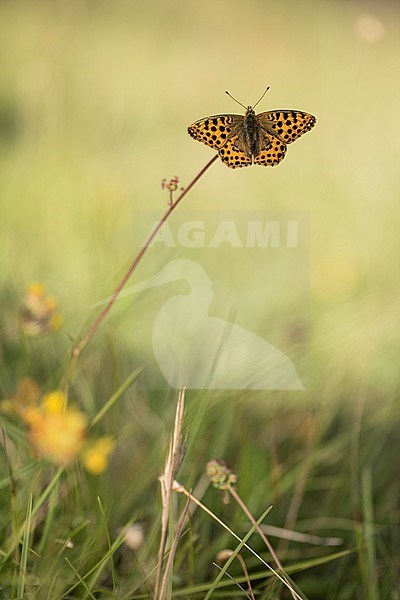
[226,88,270,114]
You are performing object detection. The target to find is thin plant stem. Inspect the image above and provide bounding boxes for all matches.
[174,482,302,599]
[234,553,256,600]
[158,496,190,600]
[154,389,186,599]
[64,155,218,389]
[230,487,298,600]
[212,561,254,600]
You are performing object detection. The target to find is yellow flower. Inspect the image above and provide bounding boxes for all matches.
[43,294,58,311]
[81,437,115,475]
[23,405,43,429]
[6,383,113,475]
[27,391,87,465]
[49,313,64,331]
[27,283,46,298]
[42,391,67,414]
[20,283,63,336]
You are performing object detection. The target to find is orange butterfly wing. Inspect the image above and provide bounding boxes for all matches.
[187,114,243,150]
[253,134,287,167]
[257,110,316,144]
[218,136,252,169]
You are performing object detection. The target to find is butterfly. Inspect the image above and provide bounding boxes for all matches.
[188,88,316,169]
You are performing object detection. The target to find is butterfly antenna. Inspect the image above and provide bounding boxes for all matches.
[253,86,270,109]
[225,90,247,110]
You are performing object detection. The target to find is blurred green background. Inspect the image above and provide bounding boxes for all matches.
[1,0,399,391]
[0,0,400,598]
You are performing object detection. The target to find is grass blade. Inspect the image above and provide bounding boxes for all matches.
[17,493,33,599]
[90,366,144,428]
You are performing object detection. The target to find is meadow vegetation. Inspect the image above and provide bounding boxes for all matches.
[0,1,399,598]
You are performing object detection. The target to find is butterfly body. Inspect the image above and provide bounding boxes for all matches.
[240,107,262,156]
[188,104,316,169]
